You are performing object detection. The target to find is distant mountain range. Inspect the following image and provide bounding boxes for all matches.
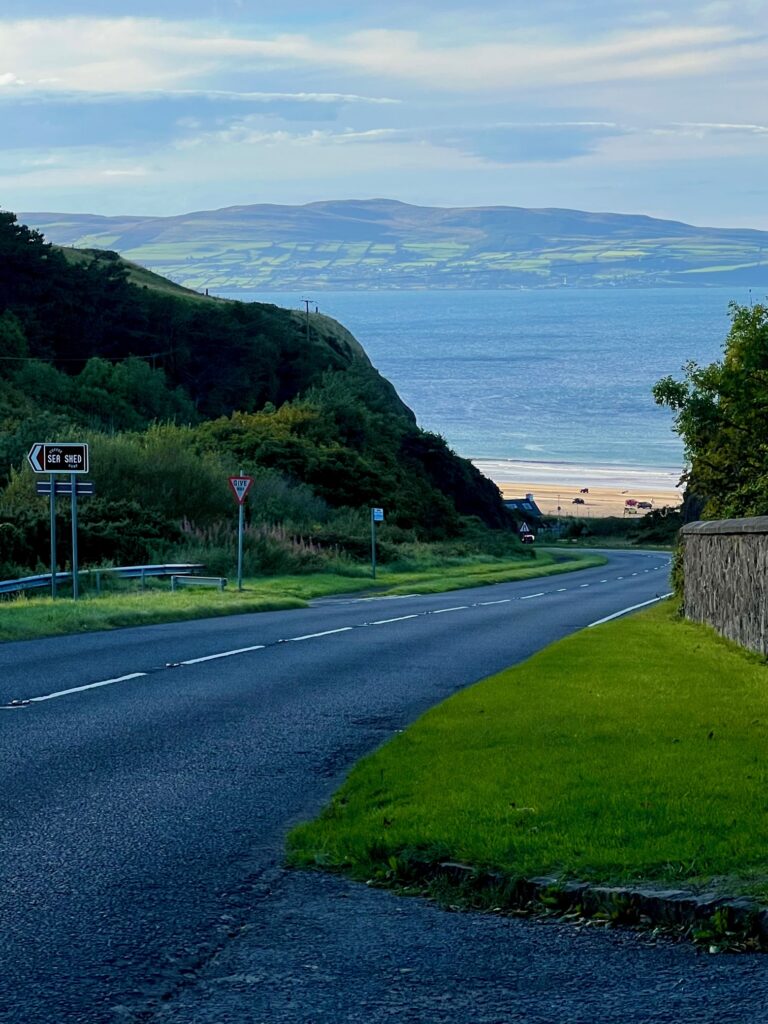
[21,199,768,292]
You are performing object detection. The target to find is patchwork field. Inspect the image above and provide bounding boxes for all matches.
[25,199,768,292]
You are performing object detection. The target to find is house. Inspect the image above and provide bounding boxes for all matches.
[503,493,545,532]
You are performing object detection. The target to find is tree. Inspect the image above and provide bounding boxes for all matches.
[653,302,768,518]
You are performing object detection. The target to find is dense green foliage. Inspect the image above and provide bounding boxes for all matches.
[0,210,516,578]
[653,302,768,518]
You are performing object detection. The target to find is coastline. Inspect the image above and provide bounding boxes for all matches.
[473,458,683,519]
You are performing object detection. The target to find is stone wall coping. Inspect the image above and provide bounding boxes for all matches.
[682,516,768,535]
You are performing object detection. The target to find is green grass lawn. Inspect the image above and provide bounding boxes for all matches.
[288,602,768,901]
[0,552,605,643]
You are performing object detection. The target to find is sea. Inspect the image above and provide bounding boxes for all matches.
[223,288,750,491]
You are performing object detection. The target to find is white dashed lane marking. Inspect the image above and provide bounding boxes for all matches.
[182,645,265,665]
[5,560,672,706]
[285,627,354,642]
[28,673,148,703]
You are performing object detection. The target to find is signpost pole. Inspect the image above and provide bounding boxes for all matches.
[70,472,79,601]
[370,508,376,580]
[237,468,245,591]
[49,473,57,599]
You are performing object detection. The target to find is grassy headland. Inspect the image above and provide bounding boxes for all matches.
[289,601,768,902]
[0,209,521,591]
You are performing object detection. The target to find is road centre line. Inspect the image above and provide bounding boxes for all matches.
[284,627,354,642]
[370,614,420,625]
[29,673,148,703]
[6,565,672,706]
[181,645,266,665]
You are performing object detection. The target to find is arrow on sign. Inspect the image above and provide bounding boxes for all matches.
[228,476,254,504]
[27,443,44,473]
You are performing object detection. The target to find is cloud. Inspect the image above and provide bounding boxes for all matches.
[0,16,765,97]
[173,115,768,167]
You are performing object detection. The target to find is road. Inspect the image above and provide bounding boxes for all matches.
[2,550,765,1023]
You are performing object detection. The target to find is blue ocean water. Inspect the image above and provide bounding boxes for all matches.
[226,288,746,476]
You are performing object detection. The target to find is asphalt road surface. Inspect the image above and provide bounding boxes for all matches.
[3,550,765,1023]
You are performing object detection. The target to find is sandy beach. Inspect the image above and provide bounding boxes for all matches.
[473,459,683,519]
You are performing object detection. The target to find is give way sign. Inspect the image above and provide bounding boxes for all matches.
[228,475,254,504]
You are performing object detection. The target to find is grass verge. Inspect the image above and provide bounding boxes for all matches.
[0,552,605,643]
[288,602,768,902]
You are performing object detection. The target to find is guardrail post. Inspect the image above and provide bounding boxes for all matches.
[95,571,101,596]
[171,576,177,593]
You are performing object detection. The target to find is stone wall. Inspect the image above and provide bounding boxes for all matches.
[681,517,768,655]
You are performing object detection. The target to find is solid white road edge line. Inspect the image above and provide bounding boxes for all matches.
[587,593,674,628]
[29,673,148,702]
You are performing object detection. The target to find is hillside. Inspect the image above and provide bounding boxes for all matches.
[0,211,513,576]
[23,199,768,292]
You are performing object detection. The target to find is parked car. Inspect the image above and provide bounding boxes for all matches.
[637,501,653,509]
[572,497,585,505]
[624,498,638,507]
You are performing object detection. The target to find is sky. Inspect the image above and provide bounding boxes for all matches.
[1,1,767,226]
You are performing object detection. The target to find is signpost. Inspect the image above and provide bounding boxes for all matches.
[228,474,254,591]
[518,521,535,544]
[35,480,95,496]
[28,442,91,600]
[28,442,89,474]
[370,507,384,578]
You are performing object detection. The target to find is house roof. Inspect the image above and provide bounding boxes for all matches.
[503,495,544,520]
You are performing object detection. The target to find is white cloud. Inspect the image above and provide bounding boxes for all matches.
[101,167,149,177]
[0,16,764,97]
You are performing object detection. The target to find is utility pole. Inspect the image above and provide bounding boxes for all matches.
[301,298,313,345]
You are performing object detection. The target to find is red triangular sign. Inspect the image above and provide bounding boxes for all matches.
[229,475,254,504]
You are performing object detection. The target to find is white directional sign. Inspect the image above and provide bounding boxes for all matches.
[371,507,384,522]
[228,475,254,505]
[28,442,89,474]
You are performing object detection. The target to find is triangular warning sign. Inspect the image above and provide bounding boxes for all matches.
[229,475,254,504]
[518,522,531,533]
